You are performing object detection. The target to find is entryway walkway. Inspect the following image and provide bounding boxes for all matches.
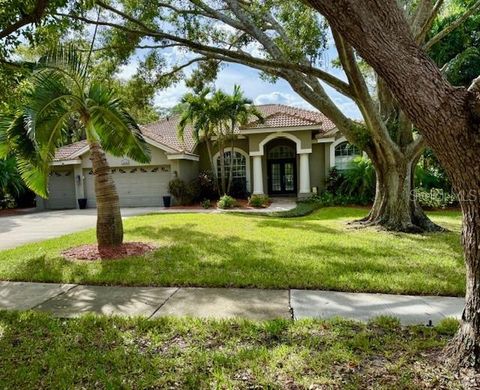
[0,281,464,325]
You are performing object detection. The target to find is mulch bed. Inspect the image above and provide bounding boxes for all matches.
[62,242,156,261]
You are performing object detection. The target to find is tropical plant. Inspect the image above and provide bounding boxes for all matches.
[178,86,262,196]
[339,156,376,203]
[178,88,219,193]
[0,156,25,199]
[0,46,150,246]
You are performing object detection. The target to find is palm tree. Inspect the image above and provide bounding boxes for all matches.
[0,47,150,246]
[222,85,262,193]
[178,88,220,193]
[178,86,262,196]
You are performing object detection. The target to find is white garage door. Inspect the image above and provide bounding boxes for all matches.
[46,169,76,209]
[84,166,172,208]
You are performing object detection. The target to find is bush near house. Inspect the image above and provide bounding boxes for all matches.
[217,194,236,209]
[248,194,270,208]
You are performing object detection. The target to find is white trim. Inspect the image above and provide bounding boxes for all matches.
[249,132,312,156]
[329,136,347,169]
[213,147,251,192]
[316,137,336,143]
[240,125,321,134]
[144,137,181,154]
[51,159,82,166]
[167,153,199,161]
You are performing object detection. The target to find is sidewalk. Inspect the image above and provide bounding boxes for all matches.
[0,281,464,325]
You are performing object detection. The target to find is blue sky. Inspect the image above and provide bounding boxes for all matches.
[117,41,362,119]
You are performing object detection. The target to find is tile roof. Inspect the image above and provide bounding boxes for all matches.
[140,117,196,154]
[245,104,336,131]
[54,104,337,160]
[53,140,88,161]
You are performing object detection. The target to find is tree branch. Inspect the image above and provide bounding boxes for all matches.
[333,29,401,159]
[0,0,50,40]
[415,0,445,44]
[58,9,354,97]
[424,0,480,50]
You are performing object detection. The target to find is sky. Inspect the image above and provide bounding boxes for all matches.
[117,38,362,120]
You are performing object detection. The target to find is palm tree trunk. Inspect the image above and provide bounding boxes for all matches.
[88,141,123,246]
[219,143,226,195]
[227,130,235,194]
[205,139,220,196]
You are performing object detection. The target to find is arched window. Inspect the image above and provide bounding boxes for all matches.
[217,150,247,179]
[267,145,295,160]
[334,142,361,170]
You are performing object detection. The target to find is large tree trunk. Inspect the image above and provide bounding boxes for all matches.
[362,154,442,232]
[89,141,123,246]
[448,201,480,369]
[303,0,480,371]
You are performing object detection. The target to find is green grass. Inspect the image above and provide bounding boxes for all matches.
[0,207,465,296]
[0,310,461,389]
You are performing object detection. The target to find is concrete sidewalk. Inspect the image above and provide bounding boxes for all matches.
[0,281,464,325]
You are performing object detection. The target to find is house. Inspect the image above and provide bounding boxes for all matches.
[39,104,361,209]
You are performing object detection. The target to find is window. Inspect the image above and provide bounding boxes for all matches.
[267,145,295,159]
[334,142,361,171]
[217,150,247,179]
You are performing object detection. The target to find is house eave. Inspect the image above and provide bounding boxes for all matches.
[51,159,82,166]
[239,125,323,134]
[167,153,200,161]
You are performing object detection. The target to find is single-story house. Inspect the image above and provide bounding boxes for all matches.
[39,104,361,209]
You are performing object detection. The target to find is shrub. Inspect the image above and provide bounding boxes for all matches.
[201,199,211,209]
[325,167,346,196]
[192,171,218,201]
[248,194,270,208]
[339,156,375,203]
[414,188,457,209]
[168,178,192,206]
[217,194,236,209]
[0,193,16,209]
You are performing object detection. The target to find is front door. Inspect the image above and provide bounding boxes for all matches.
[268,159,296,195]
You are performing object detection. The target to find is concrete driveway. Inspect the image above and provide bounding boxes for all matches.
[0,208,160,250]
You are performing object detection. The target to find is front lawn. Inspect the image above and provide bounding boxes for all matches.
[0,310,461,388]
[0,207,465,296]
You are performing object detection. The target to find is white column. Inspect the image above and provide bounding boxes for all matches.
[299,153,311,195]
[252,155,264,195]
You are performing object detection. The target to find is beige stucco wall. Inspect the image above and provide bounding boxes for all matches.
[311,143,327,191]
[80,146,171,169]
[176,159,199,183]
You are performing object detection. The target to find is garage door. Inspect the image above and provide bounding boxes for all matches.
[84,166,172,207]
[46,169,76,209]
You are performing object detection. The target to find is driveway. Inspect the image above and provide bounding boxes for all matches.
[0,208,160,250]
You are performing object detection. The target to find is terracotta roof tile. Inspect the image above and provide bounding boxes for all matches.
[244,104,336,131]
[53,140,88,161]
[54,104,337,160]
[140,117,196,154]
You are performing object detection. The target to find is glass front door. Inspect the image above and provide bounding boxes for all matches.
[268,159,296,195]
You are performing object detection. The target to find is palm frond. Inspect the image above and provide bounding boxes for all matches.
[88,82,150,163]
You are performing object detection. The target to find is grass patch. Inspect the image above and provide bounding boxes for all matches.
[0,310,461,389]
[0,207,464,296]
[270,200,322,217]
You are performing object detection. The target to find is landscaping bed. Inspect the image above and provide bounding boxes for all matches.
[0,207,465,296]
[0,310,462,389]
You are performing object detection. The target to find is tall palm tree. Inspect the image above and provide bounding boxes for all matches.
[0,46,150,246]
[178,88,220,193]
[222,85,262,193]
[178,86,262,196]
